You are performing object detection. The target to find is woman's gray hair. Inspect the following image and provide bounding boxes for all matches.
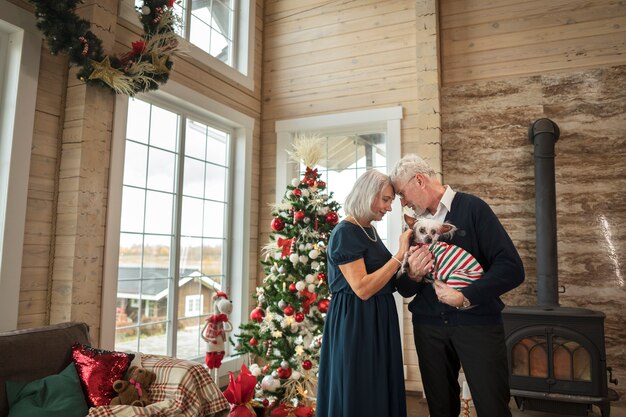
[343,170,392,221]
[389,154,436,184]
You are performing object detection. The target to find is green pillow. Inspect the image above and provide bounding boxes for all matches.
[5,363,89,417]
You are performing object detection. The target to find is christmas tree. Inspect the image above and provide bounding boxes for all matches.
[234,136,341,411]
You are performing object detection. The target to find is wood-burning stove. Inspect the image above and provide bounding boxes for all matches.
[502,119,619,416]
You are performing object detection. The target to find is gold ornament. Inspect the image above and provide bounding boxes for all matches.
[89,56,123,86]
[150,52,169,73]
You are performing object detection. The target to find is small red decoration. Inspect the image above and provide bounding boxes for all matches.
[302,360,312,370]
[300,289,317,314]
[283,306,294,316]
[270,403,313,417]
[249,337,258,346]
[317,299,330,313]
[277,237,294,257]
[223,364,256,417]
[289,283,297,293]
[317,180,326,189]
[271,217,285,232]
[263,365,270,374]
[131,40,146,55]
[250,307,265,322]
[277,366,292,379]
[294,211,305,221]
[307,179,316,186]
[292,188,302,197]
[325,211,339,226]
[263,399,270,407]
[317,272,326,282]
[295,312,305,322]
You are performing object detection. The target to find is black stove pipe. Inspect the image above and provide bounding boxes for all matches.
[528,118,560,308]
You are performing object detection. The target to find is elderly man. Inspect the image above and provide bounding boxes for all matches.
[390,154,524,417]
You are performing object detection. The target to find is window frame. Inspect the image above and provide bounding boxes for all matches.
[119,0,255,91]
[0,0,41,332]
[102,79,253,377]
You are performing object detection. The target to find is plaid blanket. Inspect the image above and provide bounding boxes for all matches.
[87,354,229,417]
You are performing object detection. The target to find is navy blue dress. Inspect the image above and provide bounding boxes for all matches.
[316,221,406,417]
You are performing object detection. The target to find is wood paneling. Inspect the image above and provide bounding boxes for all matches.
[440,0,626,84]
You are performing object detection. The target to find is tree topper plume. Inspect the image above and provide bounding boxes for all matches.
[287,134,325,167]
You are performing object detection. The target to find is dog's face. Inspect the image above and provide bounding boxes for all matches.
[404,215,456,245]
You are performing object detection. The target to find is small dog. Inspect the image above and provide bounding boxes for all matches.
[398,215,483,289]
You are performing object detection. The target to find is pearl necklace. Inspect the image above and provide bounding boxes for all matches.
[347,215,377,242]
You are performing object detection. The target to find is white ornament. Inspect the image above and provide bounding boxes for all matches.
[281,360,289,369]
[299,255,309,264]
[307,284,316,293]
[303,217,311,224]
[272,370,279,379]
[299,244,305,251]
[291,178,300,187]
[278,300,287,309]
[278,266,286,273]
[305,274,314,283]
[311,261,320,270]
[249,364,262,377]
[305,243,313,250]
[261,375,280,392]
[301,189,310,198]
[308,249,319,259]
[291,371,301,380]
[295,281,306,291]
[274,252,282,260]
[289,254,299,264]
[141,5,151,15]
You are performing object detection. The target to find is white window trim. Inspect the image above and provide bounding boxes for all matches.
[102,79,253,377]
[119,0,255,91]
[0,0,41,332]
[274,106,405,359]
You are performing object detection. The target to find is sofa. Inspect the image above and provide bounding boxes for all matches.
[0,322,230,417]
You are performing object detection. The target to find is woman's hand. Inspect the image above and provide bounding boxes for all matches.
[433,280,464,307]
[406,245,434,282]
[396,228,413,256]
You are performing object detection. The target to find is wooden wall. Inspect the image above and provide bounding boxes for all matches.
[12,0,264,345]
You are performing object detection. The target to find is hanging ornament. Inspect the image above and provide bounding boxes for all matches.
[278,299,287,309]
[302,360,313,370]
[292,188,302,197]
[305,274,314,284]
[289,253,299,264]
[291,178,300,187]
[271,217,285,232]
[318,272,326,282]
[317,180,326,189]
[309,249,319,259]
[141,5,151,14]
[317,299,330,313]
[325,211,339,226]
[277,366,292,379]
[294,211,305,221]
[289,283,298,293]
[250,337,258,346]
[250,307,265,322]
[283,306,294,316]
[295,312,305,323]
[295,281,306,291]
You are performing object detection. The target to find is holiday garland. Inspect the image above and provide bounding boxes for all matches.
[30,0,181,95]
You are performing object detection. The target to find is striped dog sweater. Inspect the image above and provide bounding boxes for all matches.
[423,242,483,289]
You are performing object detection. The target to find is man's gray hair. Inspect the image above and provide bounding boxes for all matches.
[389,154,436,184]
[344,169,391,220]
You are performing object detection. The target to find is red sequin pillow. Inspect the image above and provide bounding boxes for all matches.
[71,343,135,407]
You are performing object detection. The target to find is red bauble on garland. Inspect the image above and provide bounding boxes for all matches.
[294,211,305,221]
[317,299,330,313]
[294,312,305,322]
[250,307,265,322]
[325,211,339,226]
[271,217,285,232]
[302,360,312,370]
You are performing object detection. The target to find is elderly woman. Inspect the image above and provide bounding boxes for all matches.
[316,169,412,417]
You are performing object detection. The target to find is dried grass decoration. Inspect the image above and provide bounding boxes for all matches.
[30,0,181,95]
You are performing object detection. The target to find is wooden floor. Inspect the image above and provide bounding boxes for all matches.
[405,394,625,417]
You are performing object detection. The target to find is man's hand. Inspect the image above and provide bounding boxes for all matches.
[433,280,464,308]
[406,245,434,282]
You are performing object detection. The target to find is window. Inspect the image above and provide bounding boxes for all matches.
[103,80,253,371]
[122,0,255,90]
[0,0,41,331]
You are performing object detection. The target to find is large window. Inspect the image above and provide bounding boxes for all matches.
[103,81,253,370]
[123,0,254,89]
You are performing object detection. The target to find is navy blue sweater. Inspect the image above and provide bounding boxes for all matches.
[396,192,525,325]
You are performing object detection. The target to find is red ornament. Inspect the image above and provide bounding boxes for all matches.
[325,211,339,226]
[302,360,312,370]
[271,217,285,232]
[250,307,265,322]
[263,365,270,374]
[317,272,326,282]
[250,337,258,346]
[277,367,292,379]
[292,188,302,197]
[317,180,326,189]
[289,283,298,293]
[317,299,330,313]
[262,399,269,407]
[295,312,305,322]
[294,211,305,221]
[307,179,316,186]
[283,306,294,316]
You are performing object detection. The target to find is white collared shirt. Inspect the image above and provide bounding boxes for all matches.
[422,185,456,223]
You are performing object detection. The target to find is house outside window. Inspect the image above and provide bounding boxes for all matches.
[104,81,253,370]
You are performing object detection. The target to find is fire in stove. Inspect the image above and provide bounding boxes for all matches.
[502,119,619,417]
